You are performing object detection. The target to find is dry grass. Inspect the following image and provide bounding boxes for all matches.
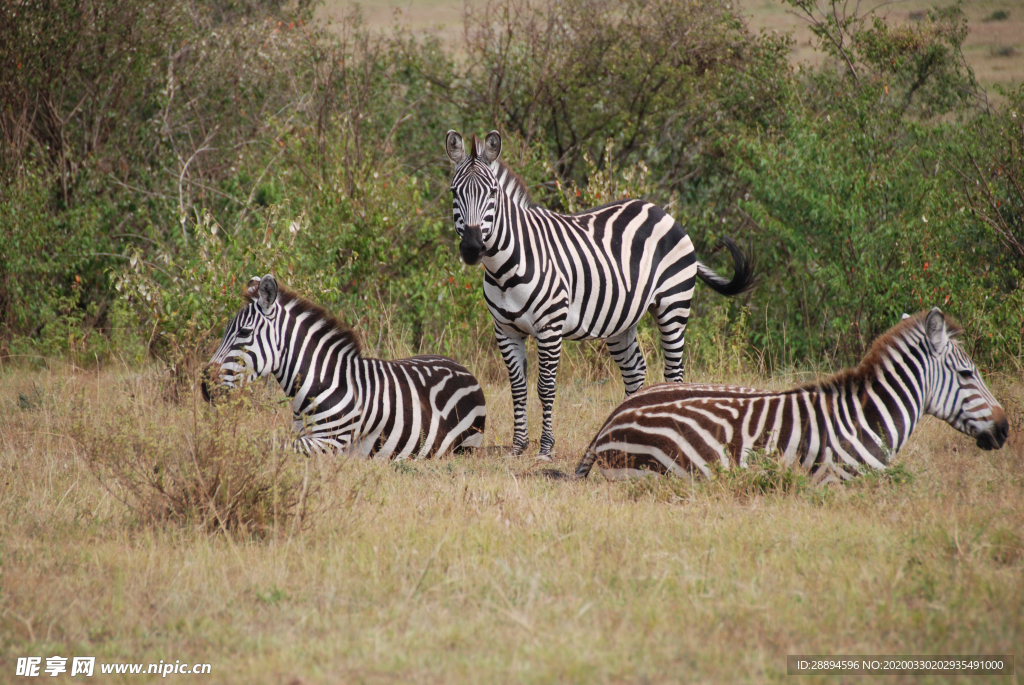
[737,0,1024,91]
[1,354,1022,683]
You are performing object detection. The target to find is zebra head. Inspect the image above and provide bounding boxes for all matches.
[919,307,1008,450]
[201,274,282,402]
[445,129,503,265]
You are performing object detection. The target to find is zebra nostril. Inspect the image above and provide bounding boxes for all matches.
[996,418,1009,444]
[976,417,1009,451]
[991,408,1009,448]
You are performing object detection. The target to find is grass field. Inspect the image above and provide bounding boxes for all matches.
[2,347,1022,683]
[322,0,1024,91]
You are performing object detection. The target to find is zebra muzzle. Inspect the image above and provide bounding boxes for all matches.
[976,408,1009,450]
[459,224,485,265]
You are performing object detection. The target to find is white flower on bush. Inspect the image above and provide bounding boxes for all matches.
[289,212,308,236]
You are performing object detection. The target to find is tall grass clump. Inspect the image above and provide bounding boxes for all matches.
[72,382,334,537]
[621,451,813,505]
[620,450,925,508]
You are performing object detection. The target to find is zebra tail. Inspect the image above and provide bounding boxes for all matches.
[695,236,756,297]
[574,447,600,479]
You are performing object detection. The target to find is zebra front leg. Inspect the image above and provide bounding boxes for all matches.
[494,325,530,455]
[607,325,647,396]
[535,334,563,462]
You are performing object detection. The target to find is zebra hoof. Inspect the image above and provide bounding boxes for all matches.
[507,440,530,458]
[535,453,553,464]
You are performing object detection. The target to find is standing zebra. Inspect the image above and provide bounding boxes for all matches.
[575,308,1009,483]
[201,275,487,459]
[445,130,755,461]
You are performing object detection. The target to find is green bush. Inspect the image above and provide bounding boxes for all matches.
[0,0,1020,375]
[728,2,1022,365]
[449,0,792,191]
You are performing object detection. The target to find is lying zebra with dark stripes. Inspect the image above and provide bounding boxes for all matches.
[575,308,1008,484]
[202,275,487,458]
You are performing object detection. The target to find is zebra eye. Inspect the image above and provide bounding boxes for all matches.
[238,327,252,338]
[958,369,974,380]
[491,187,498,197]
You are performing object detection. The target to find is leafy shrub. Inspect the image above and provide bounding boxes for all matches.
[111,208,336,395]
[451,0,792,194]
[731,3,1022,365]
[0,0,1021,378]
[783,1,978,117]
[0,171,110,358]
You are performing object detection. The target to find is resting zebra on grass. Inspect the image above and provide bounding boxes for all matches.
[575,308,1008,484]
[445,129,755,461]
[201,275,486,459]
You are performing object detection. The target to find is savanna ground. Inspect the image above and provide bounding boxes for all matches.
[2,339,1023,683]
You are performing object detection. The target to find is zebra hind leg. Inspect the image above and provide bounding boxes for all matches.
[652,298,692,383]
[606,325,647,396]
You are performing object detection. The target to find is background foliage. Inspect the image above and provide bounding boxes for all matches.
[1,0,1021,374]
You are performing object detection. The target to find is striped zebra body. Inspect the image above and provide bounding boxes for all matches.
[445,130,754,460]
[575,309,1008,484]
[202,275,486,459]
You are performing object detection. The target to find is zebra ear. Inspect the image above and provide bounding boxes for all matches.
[483,130,502,164]
[925,307,948,353]
[445,130,465,164]
[257,274,278,313]
[244,276,261,300]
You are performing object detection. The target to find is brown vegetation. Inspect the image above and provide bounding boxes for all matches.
[2,353,1021,682]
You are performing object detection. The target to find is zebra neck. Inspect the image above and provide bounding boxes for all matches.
[272,321,362,415]
[482,194,524,270]
[492,161,532,209]
[804,349,926,466]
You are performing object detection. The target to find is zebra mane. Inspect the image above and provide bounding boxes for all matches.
[243,281,364,357]
[493,159,533,208]
[468,134,533,209]
[804,309,963,391]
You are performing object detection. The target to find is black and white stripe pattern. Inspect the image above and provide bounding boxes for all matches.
[575,308,1009,483]
[202,275,487,458]
[445,129,755,460]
